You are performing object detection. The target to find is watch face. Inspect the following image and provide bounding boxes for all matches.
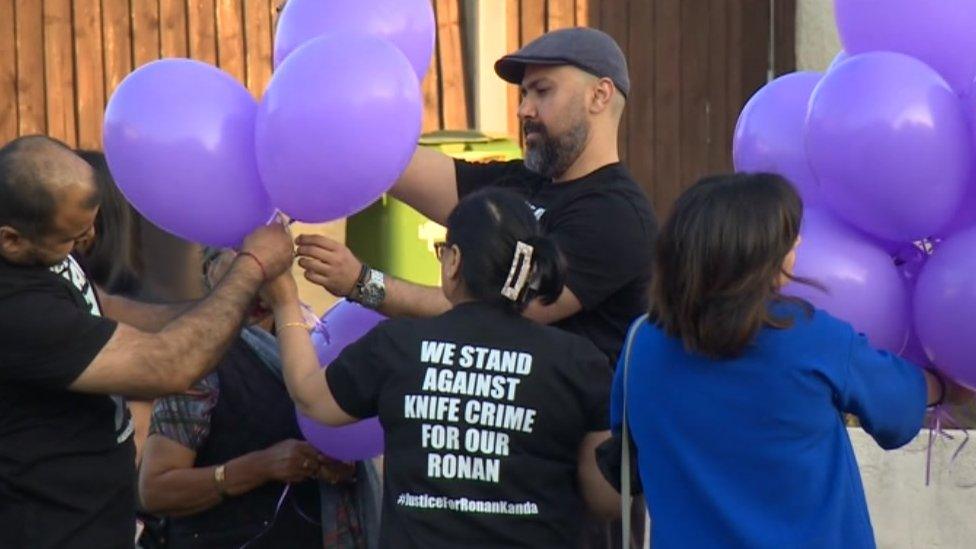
[361,271,386,306]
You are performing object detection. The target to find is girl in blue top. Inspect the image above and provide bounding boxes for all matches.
[611,173,958,548]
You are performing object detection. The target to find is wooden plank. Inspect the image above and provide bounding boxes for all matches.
[271,0,285,46]
[102,0,133,102]
[216,0,246,85]
[244,0,273,98]
[547,0,575,31]
[599,0,628,169]
[575,0,590,26]
[506,0,520,139]
[159,0,188,58]
[726,0,744,123]
[435,0,467,129]
[626,0,654,201]
[521,0,546,44]
[187,0,217,66]
[0,0,16,143]
[651,0,680,218]
[773,0,796,76]
[706,0,731,174]
[15,0,46,136]
[73,0,105,149]
[131,0,161,69]
[678,0,710,190]
[422,0,442,131]
[44,0,76,147]
[739,0,770,107]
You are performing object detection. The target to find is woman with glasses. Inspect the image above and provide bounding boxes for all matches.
[264,188,620,548]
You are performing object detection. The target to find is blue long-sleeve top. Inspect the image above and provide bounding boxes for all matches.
[611,303,927,549]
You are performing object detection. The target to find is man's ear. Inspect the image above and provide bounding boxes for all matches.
[589,77,615,114]
[0,225,28,261]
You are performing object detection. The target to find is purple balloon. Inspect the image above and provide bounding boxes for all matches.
[734,71,824,207]
[274,0,435,80]
[806,52,971,242]
[827,50,850,73]
[297,300,386,462]
[256,34,422,223]
[103,59,274,247]
[938,88,976,238]
[914,228,976,388]
[835,0,976,93]
[785,209,909,353]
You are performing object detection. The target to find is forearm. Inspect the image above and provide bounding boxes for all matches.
[377,275,451,318]
[273,300,331,415]
[142,257,262,394]
[140,451,271,517]
[578,431,622,520]
[389,146,458,225]
[98,289,196,332]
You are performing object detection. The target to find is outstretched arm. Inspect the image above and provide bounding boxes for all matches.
[296,234,451,318]
[264,272,358,427]
[389,146,459,225]
[69,224,295,399]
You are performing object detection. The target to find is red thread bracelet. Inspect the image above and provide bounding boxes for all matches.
[238,251,267,281]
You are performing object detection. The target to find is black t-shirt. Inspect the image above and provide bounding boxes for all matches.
[456,159,657,364]
[0,255,135,549]
[326,302,612,548]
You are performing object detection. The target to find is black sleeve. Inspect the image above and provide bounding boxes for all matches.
[455,159,535,199]
[0,290,118,389]
[549,193,654,310]
[325,322,396,419]
[573,337,613,431]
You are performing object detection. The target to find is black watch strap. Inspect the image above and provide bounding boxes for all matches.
[348,264,370,302]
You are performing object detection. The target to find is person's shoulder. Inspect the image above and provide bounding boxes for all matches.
[568,164,655,216]
[456,158,539,186]
[768,299,856,348]
[531,320,609,361]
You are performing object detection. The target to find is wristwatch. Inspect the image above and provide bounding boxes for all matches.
[349,264,386,310]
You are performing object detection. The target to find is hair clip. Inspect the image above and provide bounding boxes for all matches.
[501,241,534,301]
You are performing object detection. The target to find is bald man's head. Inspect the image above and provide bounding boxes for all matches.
[0,135,99,237]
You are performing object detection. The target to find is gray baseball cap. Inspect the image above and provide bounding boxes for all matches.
[494,27,630,97]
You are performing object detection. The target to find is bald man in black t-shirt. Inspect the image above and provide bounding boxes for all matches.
[0,135,295,548]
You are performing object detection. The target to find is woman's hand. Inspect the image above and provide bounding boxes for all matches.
[261,271,299,307]
[257,439,325,484]
[316,456,358,485]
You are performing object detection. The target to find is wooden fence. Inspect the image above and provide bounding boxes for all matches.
[0,0,479,148]
[0,0,793,222]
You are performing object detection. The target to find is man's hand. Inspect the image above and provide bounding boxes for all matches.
[241,223,295,279]
[257,439,326,484]
[295,235,362,297]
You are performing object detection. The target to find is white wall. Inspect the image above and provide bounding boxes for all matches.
[851,429,976,548]
[796,0,841,72]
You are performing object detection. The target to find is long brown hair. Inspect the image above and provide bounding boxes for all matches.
[651,173,815,359]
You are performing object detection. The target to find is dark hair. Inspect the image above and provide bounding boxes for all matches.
[76,150,141,294]
[651,173,816,359]
[0,136,74,236]
[446,188,565,313]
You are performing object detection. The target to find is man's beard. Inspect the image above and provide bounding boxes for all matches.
[523,117,589,179]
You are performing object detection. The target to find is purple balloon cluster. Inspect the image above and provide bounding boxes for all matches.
[734,0,976,388]
[103,0,433,247]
